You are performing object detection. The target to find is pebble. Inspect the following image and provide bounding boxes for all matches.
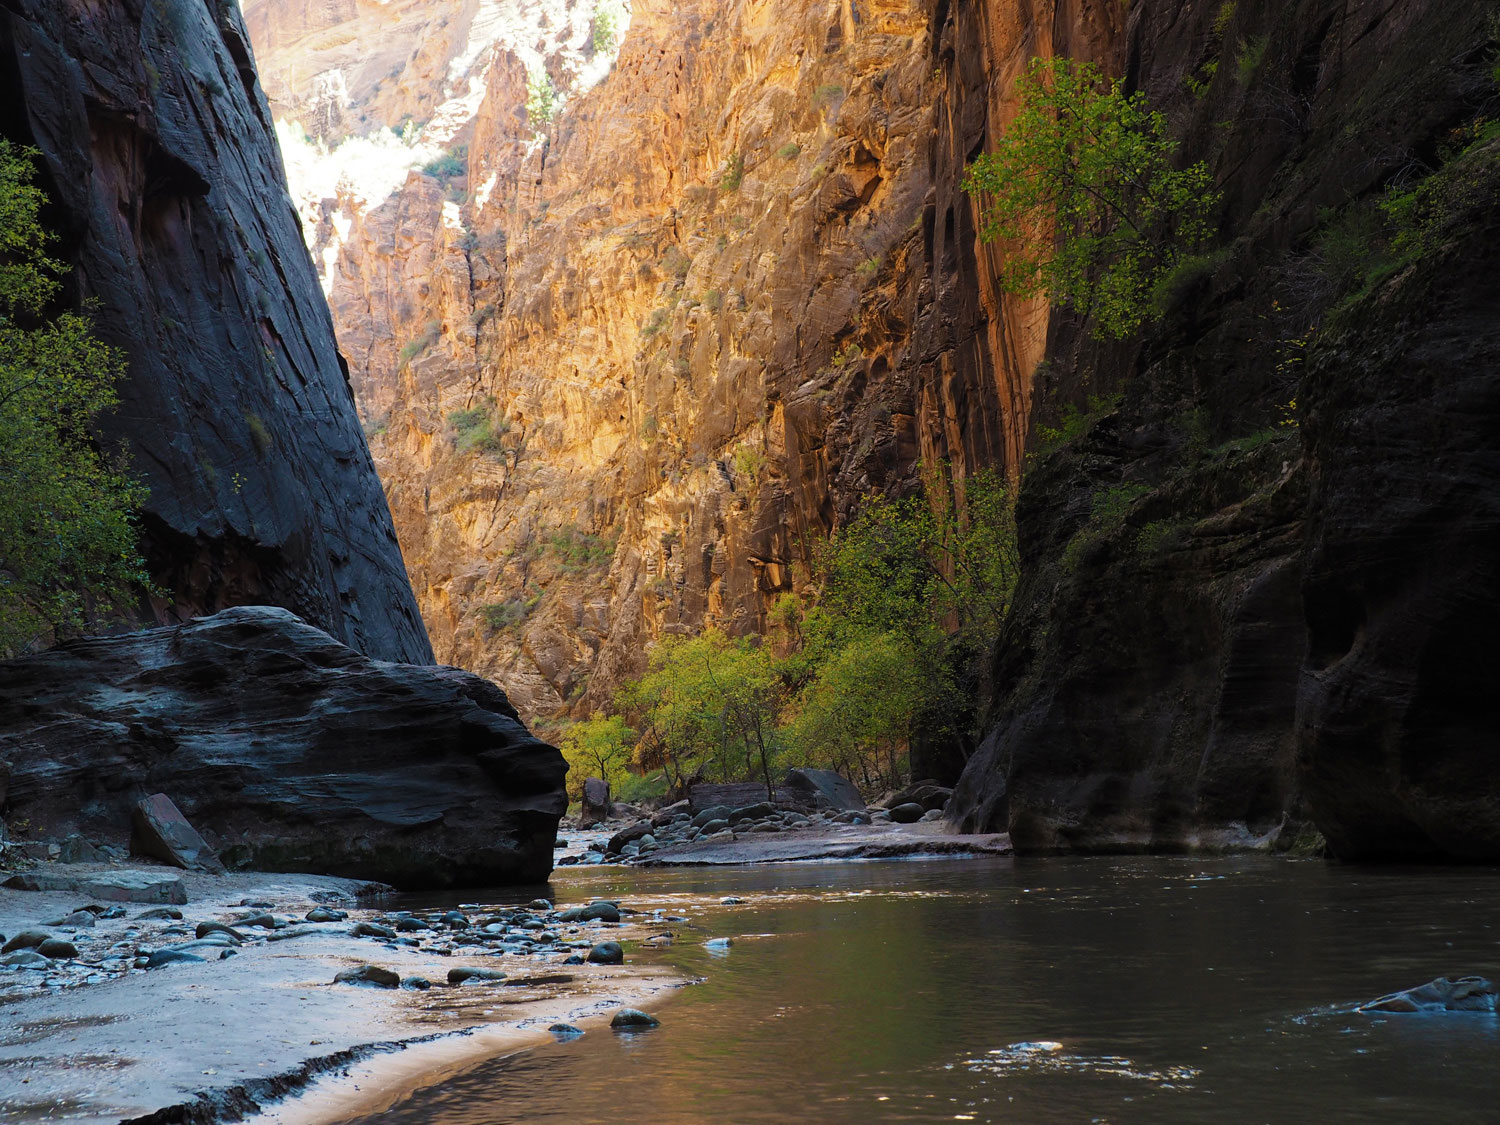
[401,976,433,991]
[334,965,400,988]
[720,897,745,905]
[549,1023,585,1039]
[610,1008,660,1030]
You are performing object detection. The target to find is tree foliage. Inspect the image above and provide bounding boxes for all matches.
[0,141,147,655]
[558,469,1018,799]
[962,58,1220,337]
[558,715,636,800]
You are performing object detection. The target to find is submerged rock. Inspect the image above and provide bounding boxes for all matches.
[141,949,207,969]
[0,608,566,888]
[1359,976,1499,1013]
[447,966,508,984]
[610,1008,660,1030]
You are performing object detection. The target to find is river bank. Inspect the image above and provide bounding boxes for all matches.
[0,863,680,1124]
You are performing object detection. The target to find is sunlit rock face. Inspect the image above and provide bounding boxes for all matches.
[0,0,431,663]
[248,0,1038,721]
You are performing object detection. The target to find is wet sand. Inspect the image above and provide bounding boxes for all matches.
[0,865,681,1124]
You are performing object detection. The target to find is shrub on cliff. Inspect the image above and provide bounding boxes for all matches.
[962,58,1220,338]
[0,141,149,655]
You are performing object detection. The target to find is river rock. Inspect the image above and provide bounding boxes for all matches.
[448,966,508,984]
[137,907,184,921]
[606,821,654,855]
[0,608,566,889]
[549,1023,584,1038]
[692,806,732,828]
[781,768,865,811]
[587,941,624,965]
[887,802,926,824]
[610,1008,660,1030]
[351,922,396,940]
[335,964,400,988]
[195,922,245,942]
[402,976,432,990]
[57,834,106,864]
[34,938,78,959]
[1359,976,1500,1013]
[2,930,51,953]
[1,950,51,969]
[4,870,187,905]
[131,793,225,874]
[728,802,776,825]
[305,907,347,923]
[142,949,207,969]
[698,819,730,836]
[43,910,96,929]
[580,777,612,827]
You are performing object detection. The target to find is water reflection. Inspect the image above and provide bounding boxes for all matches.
[344,857,1500,1124]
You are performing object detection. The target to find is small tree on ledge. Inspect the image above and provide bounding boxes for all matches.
[962,57,1221,338]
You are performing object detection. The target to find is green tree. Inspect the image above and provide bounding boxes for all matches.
[0,141,148,655]
[558,715,636,800]
[620,630,786,797]
[526,71,558,127]
[962,57,1220,337]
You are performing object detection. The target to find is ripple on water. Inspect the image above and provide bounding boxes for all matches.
[955,1040,1202,1089]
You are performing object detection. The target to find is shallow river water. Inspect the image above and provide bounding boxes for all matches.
[347,857,1500,1124]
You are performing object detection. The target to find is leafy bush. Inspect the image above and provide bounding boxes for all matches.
[545,525,615,572]
[719,153,745,193]
[591,4,620,54]
[526,71,557,127]
[962,58,1220,338]
[481,591,541,632]
[0,141,150,654]
[398,320,441,368]
[777,142,801,159]
[422,146,466,181]
[448,399,510,454]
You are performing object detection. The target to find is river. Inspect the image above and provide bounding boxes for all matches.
[344,856,1500,1124]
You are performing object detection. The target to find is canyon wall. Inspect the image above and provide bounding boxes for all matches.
[949,0,1500,857]
[249,0,1029,722]
[0,0,430,663]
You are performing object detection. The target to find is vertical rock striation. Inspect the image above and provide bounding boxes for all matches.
[0,0,431,663]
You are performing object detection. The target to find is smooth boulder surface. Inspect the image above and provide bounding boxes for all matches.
[782,768,865,811]
[0,607,566,888]
[131,793,225,874]
[4,870,187,905]
[1359,977,1499,1014]
[580,778,612,827]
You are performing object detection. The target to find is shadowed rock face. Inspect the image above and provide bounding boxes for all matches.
[0,0,431,663]
[948,0,1499,857]
[0,608,566,888]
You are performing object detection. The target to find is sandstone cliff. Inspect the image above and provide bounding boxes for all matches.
[248,0,1017,723]
[0,0,430,663]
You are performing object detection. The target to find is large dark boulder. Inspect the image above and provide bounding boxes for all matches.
[131,793,225,874]
[0,607,565,887]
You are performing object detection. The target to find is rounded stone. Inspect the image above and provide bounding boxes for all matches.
[610,1008,660,1030]
[586,941,624,965]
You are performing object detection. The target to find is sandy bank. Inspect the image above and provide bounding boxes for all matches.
[0,864,682,1124]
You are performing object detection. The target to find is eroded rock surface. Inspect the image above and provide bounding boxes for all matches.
[0,607,565,887]
[0,0,430,662]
